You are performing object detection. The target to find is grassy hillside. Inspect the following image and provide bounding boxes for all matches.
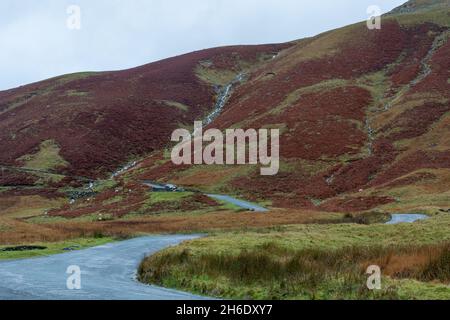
[0,44,290,181]
[131,4,450,215]
[0,0,449,277]
[134,0,450,300]
[139,213,450,300]
[1,2,448,215]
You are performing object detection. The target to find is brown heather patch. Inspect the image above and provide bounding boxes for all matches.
[48,188,220,220]
[143,20,449,211]
[139,239,450,300]
[1,187,64,199]
[382,102,450,142]
[370,150,450,186]
[412,32,450,96]
[0,170,38,186]
[0,195,64,218]
[0,44,291,181]
[319,196,395,212]
[138,160,191,182]
[365,243,450,283]
[0,209,340,245]
[171,166,246,188]
[388,23,443,88]
[0,218,81,244]
[382,171,438,188]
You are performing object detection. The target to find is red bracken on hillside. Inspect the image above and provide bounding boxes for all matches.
[0,44,290,178]
[1,0,449,214]
[133,1,450,212]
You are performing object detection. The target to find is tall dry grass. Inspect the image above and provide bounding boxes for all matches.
[139,242,450,300]
[0,209,341,245]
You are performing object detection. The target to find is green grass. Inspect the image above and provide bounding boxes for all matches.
[140,243,450,300]
[92,179,118,193]
[270,79,349,115]
[138,213,450,300]
[158,100,190,112]
[173,164,256,194]
[128,191,229,216]
[0,237,114,261]
[394,7,450,27]
[394,279,450,300]
[0,224,11,232]
[170,214,450,254]
[18,140,68,170]
[0,187,11,194]
[28,212,120,223]
[140,191,247,216]
[195,65,238,86]
[34,172,66,184]
[66,90,89,97]
[146,192,193,204]
[102,195,124,206]
[214,199,247,212]
[55,72,100,84]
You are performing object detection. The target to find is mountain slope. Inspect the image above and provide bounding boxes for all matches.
[0,44,290,181]
[1,0,449,216]
[389,0,450,14]
[129,0,450,213]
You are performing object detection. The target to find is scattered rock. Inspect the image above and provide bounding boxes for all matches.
[63,246,81,251]
[0,246,47,252]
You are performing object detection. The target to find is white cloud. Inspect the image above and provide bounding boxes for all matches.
[0,0,406,90]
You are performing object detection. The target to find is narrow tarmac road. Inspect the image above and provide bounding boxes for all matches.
[0,235,209,300]
[386,214,429,225]
[207,194,268,212]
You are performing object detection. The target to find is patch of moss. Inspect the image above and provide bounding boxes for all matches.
[146,192,193,205]
[394,7,450,27]
[139,214,450,300]
[0,237,114,260]
[55,72,100,84]
[270,79,349,115]
[92,179,118,193]
[102,195,124,206]
[195,65,238,86]
[18,140,69,171]
[66,90,89,97]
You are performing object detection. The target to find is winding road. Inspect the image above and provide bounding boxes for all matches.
[0,235,208,300]
[0,183,428,301]
[142,181,269,212]
[386,214,429,225]
[207,194,268,212]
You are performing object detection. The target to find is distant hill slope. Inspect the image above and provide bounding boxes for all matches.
[389,0,450,14]
[0,44,289,180]
[1,0,449,214]
[129,0,450,213]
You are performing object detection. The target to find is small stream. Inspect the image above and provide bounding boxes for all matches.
[202,73,245,127]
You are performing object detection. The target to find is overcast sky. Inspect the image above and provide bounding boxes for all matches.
[0,0,407,90]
